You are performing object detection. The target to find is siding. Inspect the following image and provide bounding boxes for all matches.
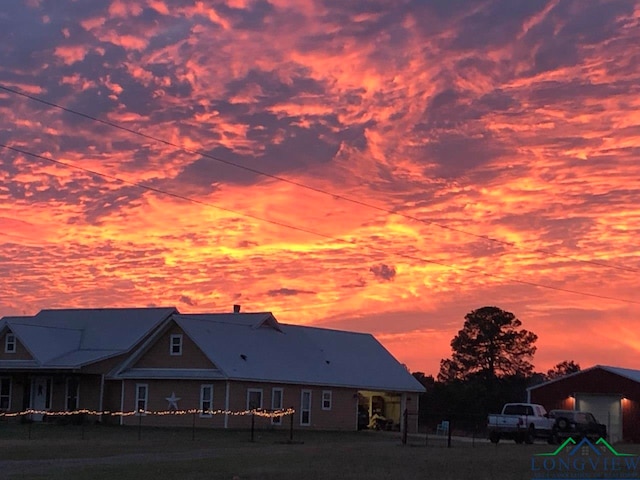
[121,379,227,428]
[224,382,359,430]
[132,323,217,369]
[530,368,640,443]
[0,331,33,360]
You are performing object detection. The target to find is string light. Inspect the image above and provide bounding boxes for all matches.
[0,407,295,419]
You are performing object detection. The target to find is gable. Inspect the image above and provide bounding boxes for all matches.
[0,328,34,361]
[131,321,217,369]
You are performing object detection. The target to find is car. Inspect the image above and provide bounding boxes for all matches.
[548,409,607,442]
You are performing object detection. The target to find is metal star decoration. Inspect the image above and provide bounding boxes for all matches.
[165,391,181,410]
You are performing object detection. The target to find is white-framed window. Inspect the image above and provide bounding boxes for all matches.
[200,384,213,417]
[135,383,148,415]
[247,388,263,410]
[322,390,332,411]
[5,334,16,354]
[0,378,11,410]
[170,334,183,356]
[271,388,283,425]
[65,377,80,411]
[300,390,311,426]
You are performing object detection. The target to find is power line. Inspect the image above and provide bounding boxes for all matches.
[2,142,639,306]
[0,84,637,275]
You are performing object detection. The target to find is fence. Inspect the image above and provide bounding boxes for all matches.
[401,410,492,448]
[0,407,296,442]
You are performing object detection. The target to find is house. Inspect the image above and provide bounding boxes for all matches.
[528,365,640,443]
[0,307,425,432]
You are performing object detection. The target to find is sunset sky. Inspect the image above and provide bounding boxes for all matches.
[1,0,639,377]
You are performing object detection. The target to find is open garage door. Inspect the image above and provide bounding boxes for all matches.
[575,394,622,443]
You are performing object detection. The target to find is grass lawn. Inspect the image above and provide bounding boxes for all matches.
[2,424,640,479]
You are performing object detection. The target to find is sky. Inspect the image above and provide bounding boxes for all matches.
[1,0,639,378]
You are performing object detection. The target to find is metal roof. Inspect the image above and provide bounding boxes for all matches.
[2,308,425,392]
[0,307,176,367]
[527,364,640,391]
[168,313,425,392]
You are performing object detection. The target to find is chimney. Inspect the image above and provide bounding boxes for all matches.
[233,304,241,313]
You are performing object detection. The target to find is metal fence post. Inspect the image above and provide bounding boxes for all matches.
[447,418,452,448]
[289,407,294,442]
[402,409,408,445]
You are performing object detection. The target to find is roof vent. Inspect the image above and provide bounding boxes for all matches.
[240,354,247,361]
[233,304,241,313]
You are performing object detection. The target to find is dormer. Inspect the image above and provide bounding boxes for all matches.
[0,328,33,361]
[254,314,282,333]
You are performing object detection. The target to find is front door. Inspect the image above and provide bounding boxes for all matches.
[30,377,51,421]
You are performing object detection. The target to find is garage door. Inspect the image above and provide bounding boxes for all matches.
[575,394,622,443]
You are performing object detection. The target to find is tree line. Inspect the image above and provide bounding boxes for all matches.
[412,306,580,428]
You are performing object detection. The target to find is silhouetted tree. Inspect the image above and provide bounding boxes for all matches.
[412,372,435,390]
[546,360,580,380]
[438,306,538,383]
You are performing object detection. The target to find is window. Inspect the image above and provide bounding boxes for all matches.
[170,334,183,356]
[247,389,263,410]
[135,384,148,415]
[271,388,283,425]
[0,378,10,410]
[200,385,213,417]
[322,390,332,411]
[66,378,80,411]
[5,334,16,354]
[300,390,311,426]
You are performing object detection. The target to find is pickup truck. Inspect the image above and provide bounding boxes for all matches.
[487,403,555,444]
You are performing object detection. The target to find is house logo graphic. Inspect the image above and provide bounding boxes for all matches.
[531,437,640,479]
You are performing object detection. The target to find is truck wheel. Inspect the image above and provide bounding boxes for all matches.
[525,427,535,444]
[557,418,569,431]
[489,432,500,444]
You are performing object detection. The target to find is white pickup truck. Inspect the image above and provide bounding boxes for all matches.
[487,403,555,444]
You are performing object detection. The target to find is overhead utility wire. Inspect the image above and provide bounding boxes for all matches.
[2,142,639,306]
[0,84,636,275]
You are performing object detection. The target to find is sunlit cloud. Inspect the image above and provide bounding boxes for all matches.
[1,0,639,376]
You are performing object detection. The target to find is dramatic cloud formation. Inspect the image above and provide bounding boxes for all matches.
[1,0,639,376]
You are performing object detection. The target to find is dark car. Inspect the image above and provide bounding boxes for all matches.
[548,409,607,442]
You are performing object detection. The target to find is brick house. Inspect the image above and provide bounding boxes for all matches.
[0,307,424,432]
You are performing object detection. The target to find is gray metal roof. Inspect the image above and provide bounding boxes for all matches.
[168,313,425,392]
[0,307,176,367]
[2,308,425,392]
